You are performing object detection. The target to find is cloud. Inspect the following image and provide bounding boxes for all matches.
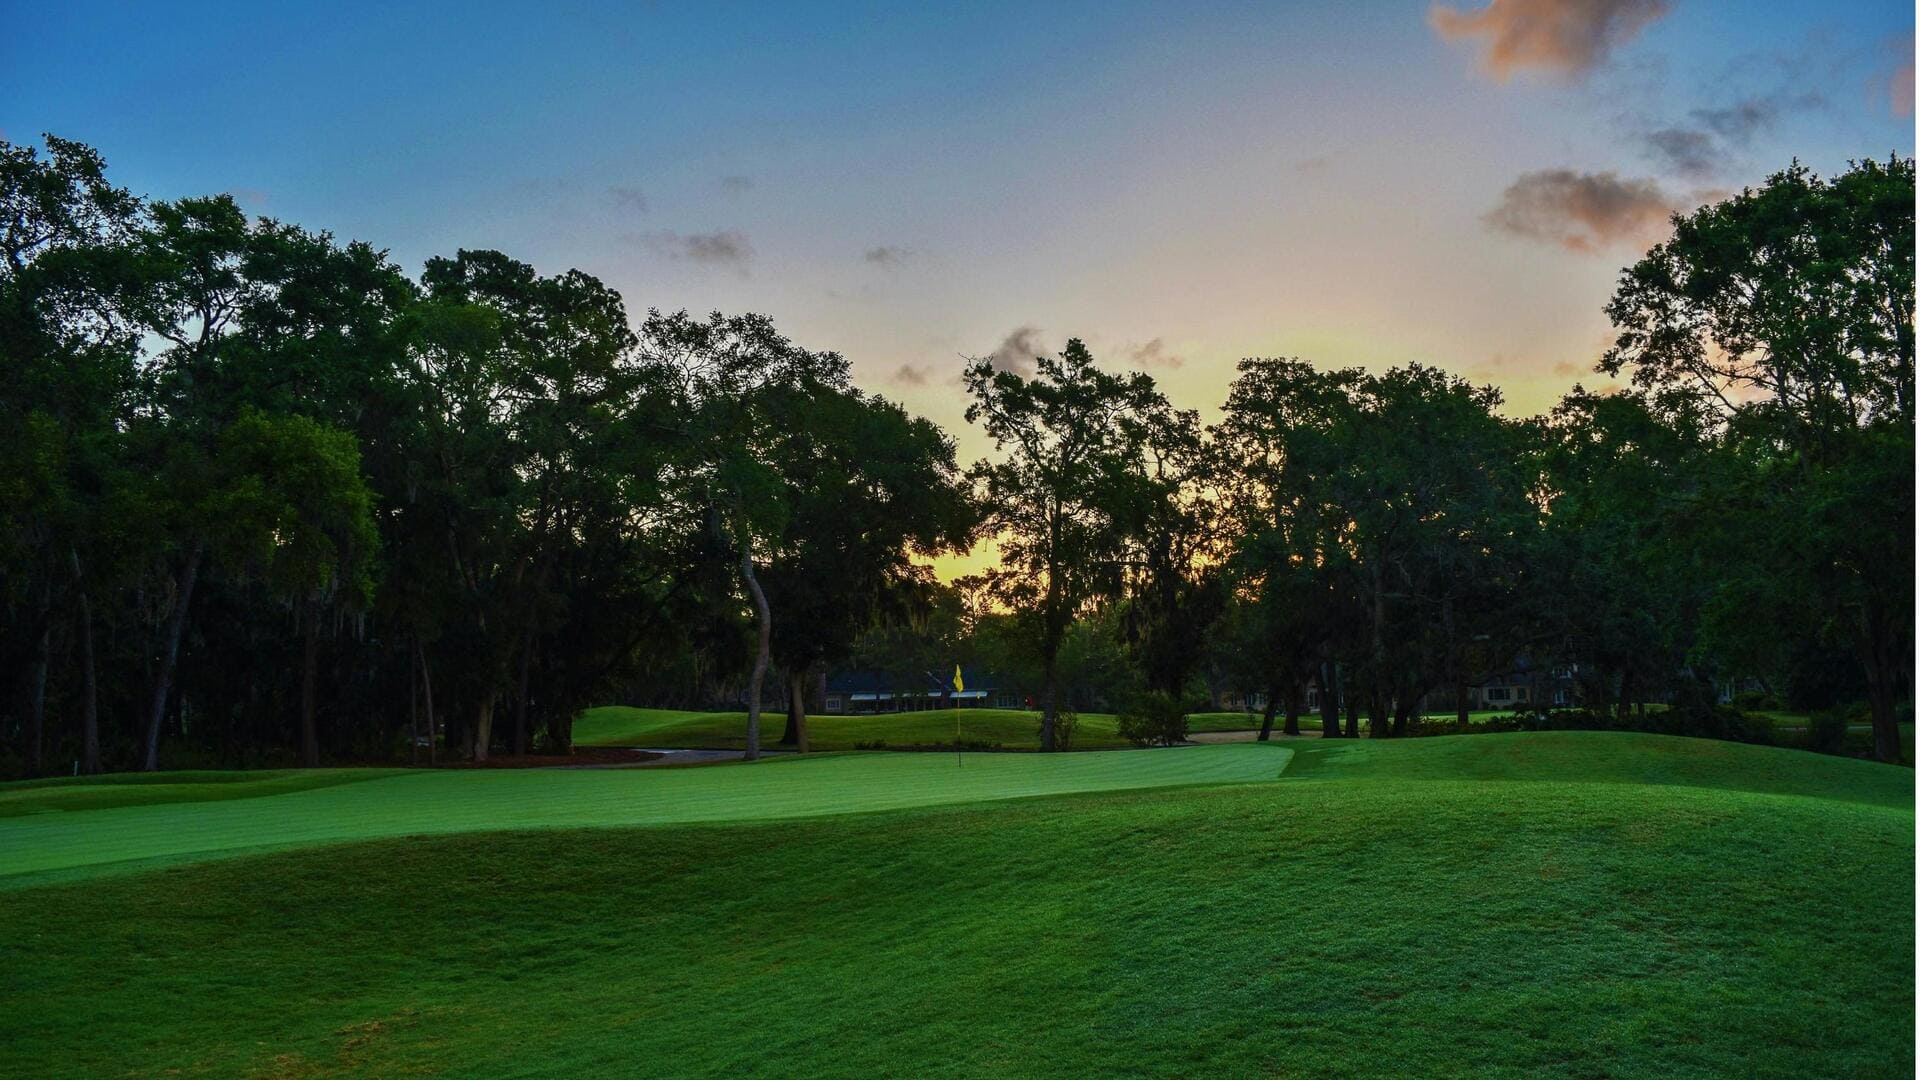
[891,363,930,386]
[1691,98,1778,141]
[1633,90,1823,180]
[1889,37,1915,118]
[1429,0,1670,80]
[224,187,269,207]
[984,325,1048,377]
[1632,89,1822,179]
[1295,155,1332,173]
[719,175,755,193]
[1124,338,1185,370]
[607,186,649,212]
[1551,360,1588,377]
[1639,127,1718,179]
[864,245,914,268]
[628,229,753,271]
[1484,169,1681,253]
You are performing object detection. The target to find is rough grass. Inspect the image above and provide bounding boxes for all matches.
[0,733,1910,1078]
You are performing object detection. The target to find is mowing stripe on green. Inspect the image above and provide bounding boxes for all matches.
[0,744,1292,887]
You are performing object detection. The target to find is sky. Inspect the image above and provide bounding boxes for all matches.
[4,0,1914,573]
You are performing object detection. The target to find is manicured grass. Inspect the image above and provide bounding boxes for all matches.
[0,768,401,818]
[573,705,1519,748]
[0,732,1908,1078]
[574,705,1138,749]
[0,745,1288,888]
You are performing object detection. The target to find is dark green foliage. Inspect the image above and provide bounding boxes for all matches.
[1115,691,1191,747]
[1809,708,1851,754]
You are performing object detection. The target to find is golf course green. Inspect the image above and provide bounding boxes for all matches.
[0,732,1911,1077]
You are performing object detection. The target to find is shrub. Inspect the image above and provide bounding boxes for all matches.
[1054,709,1079,751]
[1732,690,1785,713]
[1807,709,1849,754]
[1115,692,1190,747]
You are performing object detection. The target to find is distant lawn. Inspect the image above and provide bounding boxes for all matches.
[0,732,1908,1077]
[573,706,1543,750]
[574,705,1135,749]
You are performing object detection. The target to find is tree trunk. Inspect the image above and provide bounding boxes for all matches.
[472,694,495,763]
[738,533,771,762]
[299,604,321,768]
[409,643,420,767]
[1860,600,1904,765]
[142,542,205,772]
[1257,682,1279,741]
[1456,680,1470,731]
[1039,644,1060,752]
[26,597,49,778]
[1343,687,1360,739]
[512,632,532,756]
[74,559,99,775]
[1282,680,1302,736]
[780,666,802,746]
[1391,695,1410,738]
[1319,663,1341,738]
[417,637,438,767]
[787,668,810,754]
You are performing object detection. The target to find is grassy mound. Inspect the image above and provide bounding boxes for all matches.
[0,733,1910,1077]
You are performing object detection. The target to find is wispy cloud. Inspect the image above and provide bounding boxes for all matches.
[1124,338,1184,370]
[607,186,649,212]
[627,229,753,272]
[1633,89,1823,180]
[1429,0,1670,81]
[1888,36,1915,118]
[864,245,914,268]
[891,363,931,386]
[984,325,1049,378]
[1485,169,1682,253]
[1639,128,1718,179]
[719,175,755,193]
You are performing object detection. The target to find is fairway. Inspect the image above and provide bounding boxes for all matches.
[0,744,1289,888]
[0,732,1909,1078]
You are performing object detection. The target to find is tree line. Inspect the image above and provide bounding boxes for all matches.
[1,136,1911,773]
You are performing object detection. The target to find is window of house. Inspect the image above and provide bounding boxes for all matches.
[1487,687,1511,702]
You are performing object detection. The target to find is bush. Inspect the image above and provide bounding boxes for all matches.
[1807,709,1849,754]
[1115,692,1191,747]
[1054,709,1079,751]
[1732,690,1785,713]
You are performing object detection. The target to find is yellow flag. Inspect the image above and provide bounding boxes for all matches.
[953,665,964,693]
